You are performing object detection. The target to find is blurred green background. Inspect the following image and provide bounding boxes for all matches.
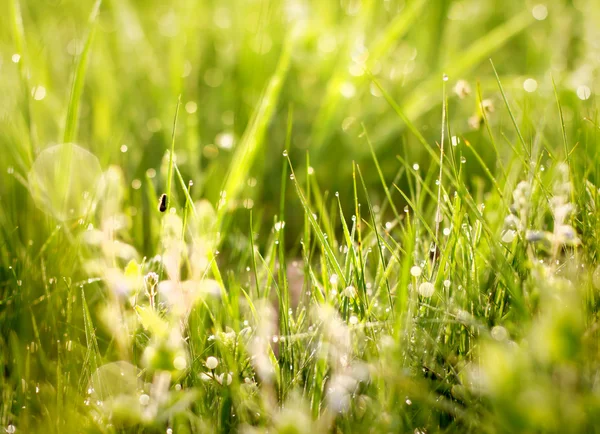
[2,0,599,248]
[2,1,600,432]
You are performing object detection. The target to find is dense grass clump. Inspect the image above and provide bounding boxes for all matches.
[2,0,600,433]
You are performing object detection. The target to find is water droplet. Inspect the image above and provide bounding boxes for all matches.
[523,78,538,93]
[410,266,422,277]
[32,86,46,101]
[282,150,288,157]
[442,74,448,82]
[501,230,516,243]
[460,156,466,164]
[418,281,435,297]
[532,4,548,20]
[577,85,592,101]
[274,221,285,231]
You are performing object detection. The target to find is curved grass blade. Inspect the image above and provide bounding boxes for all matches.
[63,0,102,144]
[216,35,293,234]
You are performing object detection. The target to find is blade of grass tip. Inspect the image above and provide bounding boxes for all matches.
[356,164,394,317]
[309,176,336,250]
[166,96,182,211]
[277,107,294,370]
[9,0,35,161]
[551,75,576,205]
[477,81,507,181]
[394,211,415,342]
[464,139,505,202]
[490,59,531,161]
[362,124,400,220]
[181,178,193,240]
[352,162,367,299]
[287,158,346,287]
[393,184,438,246]
[174,163,197,218]
[433,74,447,271]
[249,210,261,298]
[378,166,405,219]
[63,0,102,144]
[280,105,293,222]
[216,35,293,236]
[336,194,366,316]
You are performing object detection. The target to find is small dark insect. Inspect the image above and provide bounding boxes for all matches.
[158,194,168,212]
[429,242,441,263]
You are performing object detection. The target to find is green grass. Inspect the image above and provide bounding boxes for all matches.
[2,0,600,432]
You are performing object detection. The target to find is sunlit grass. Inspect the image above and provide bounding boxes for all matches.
[1,0,600,433]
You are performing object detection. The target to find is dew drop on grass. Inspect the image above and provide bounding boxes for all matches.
[460,156,466,164]
[274,221,285,231]
[418,282,435,297]
[532,4,548,20]
[577,85,592,101]
[523,78,538,93]
[501,230,516,243]
[28,144,104,221]
[491,325,508,341]
[282,150,288,157]
[410,266,422,277]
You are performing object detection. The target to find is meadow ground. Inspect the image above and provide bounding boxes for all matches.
[2,0,600,433]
